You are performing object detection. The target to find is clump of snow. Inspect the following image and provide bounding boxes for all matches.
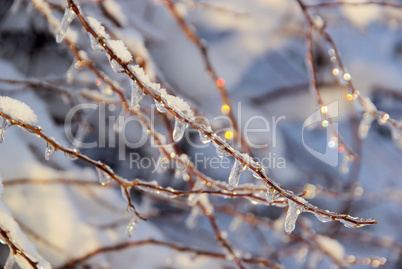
[87,16,109,38]
[160,88,194,119]
[108,39,132,62]
[103,0,128,26]
[0,96,38,124]
[315,235,345,262]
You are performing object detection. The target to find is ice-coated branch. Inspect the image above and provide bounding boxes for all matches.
[0,110,143,221]
[162,0,252,154]
[0,228,42,269]
[56,238,280,269]
[296,0,402,147]
[62,0,377,232]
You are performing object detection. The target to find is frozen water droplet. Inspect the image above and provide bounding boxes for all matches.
[56,7,75,43]
[66,62,77,84]
[199,130,212,144]
[340,219,358,228]
[0,117,11,143]
[186,206,201,229]
[249,166,266,179]
[125,205,135,218]
[64,150,78,160]
[96,167,111,186]
[4,253,15,269]
[313,212,333,223]
[228,159,245,190]
[175,154,188,178]
[110,58,124,73]
[126,215,140,237]
[44,144,55,161]
[156,153,169,174]
[340,154,354,174]
[358,112,375,139]
[154,99,167,113]
[160,187,178,199]
[173,117,186,142]
[121,186,131,202]
[229,216,243,232]
[312,14,324,29]
[129,80,144,109]
[284,199,304,234]
[215,145,230,158]
[390,125,401,141]
[89,34,104,52]
[266,186,280,203]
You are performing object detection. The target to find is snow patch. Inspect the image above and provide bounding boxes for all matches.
[108,39,133,62]
[0,96,38,124]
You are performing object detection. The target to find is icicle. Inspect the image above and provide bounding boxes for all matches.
[229,215,243,232]
[0,117,11,143]
[4,252,15,269]
[266,186,280,203]
[358,112,375,139]
[228,159,245,190]
[44,144,55,161]
[339,219,358,228]
[313,212,333,223]
[89,34,104,52]
[126,215,140,237]
[284,199,304,234]
[129,80,144,109]
[175,154,189,179]
[56,7,75,43]
[340,154,354,174]
[121,186,131,203]
[125,205,135,218]
[66,62,77,84]
[96,167,111,186]
[109,58,124,73]
[215,144,230,158]
[64,150,78,160]
[173,117,186,142]
[154,99,167,113]
[390,125,401,141]
[249,166,266,179]
[159,187,178,199]
[199,130,212,144]
[156,153,169,174]
[186,206,201,229]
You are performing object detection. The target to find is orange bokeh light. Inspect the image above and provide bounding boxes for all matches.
[216,78,225,88]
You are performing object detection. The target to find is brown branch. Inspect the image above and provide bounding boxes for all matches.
[0,227,40,269]
[56,238,279,269]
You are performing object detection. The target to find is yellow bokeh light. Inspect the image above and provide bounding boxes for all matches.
[221,104,230,115]
[320,105,328,114]
[225,131,233,140]
[346,94,353,101]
